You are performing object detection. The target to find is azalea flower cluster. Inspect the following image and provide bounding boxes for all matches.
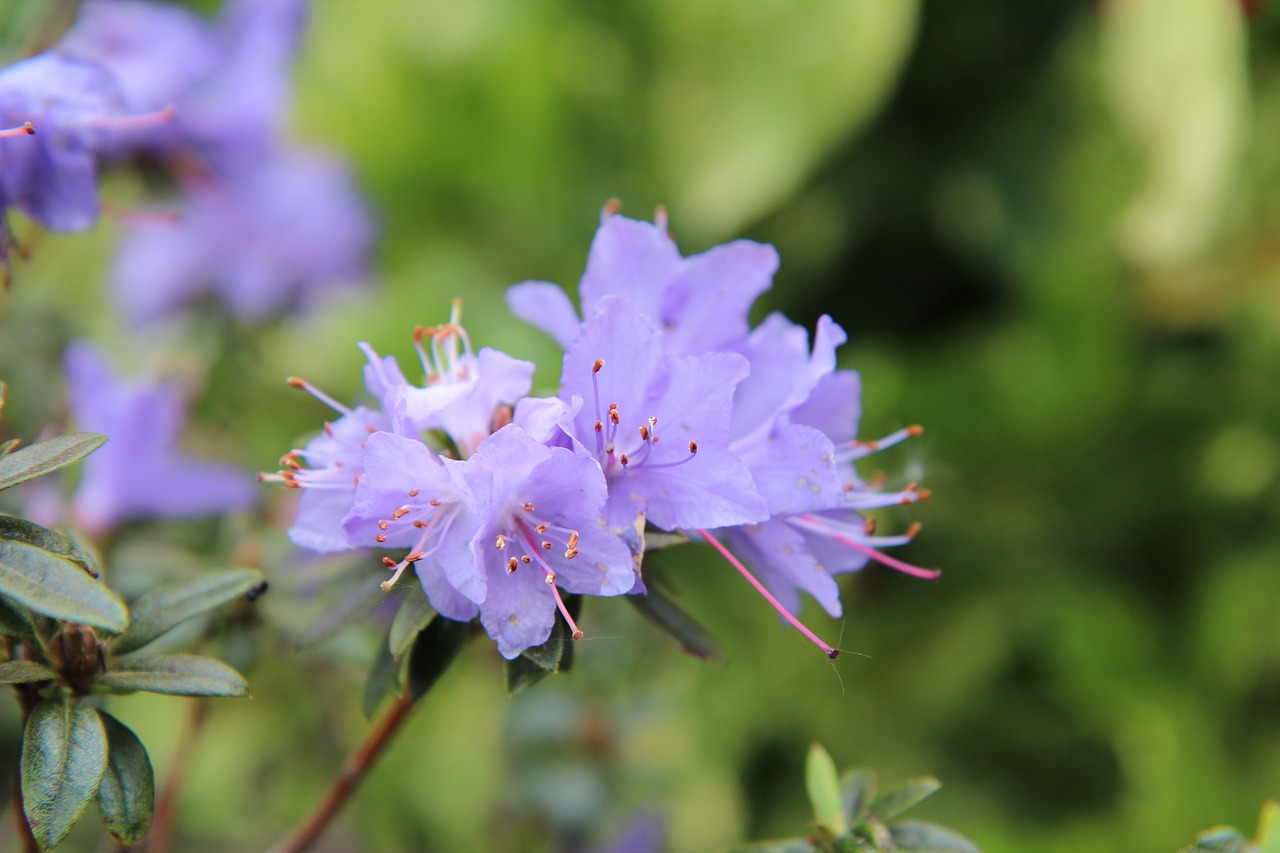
[267,208,935,659]
[0,0,372,322]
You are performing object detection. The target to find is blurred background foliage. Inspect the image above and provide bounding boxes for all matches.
[1,0,1279,851]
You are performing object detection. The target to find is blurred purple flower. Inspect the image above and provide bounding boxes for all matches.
[64,341,255,536]
[111,148,374,324]
[583,812,666,853]
[507,209,777,357]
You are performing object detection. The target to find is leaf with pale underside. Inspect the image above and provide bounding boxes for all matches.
[628,583,727,663]
[0,660,56,683]
[0,433,106,492]
[95,654,248,697]
[0,516,98,577]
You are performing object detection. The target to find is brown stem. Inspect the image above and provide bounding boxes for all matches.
[268,690,415,853]
[145,697,209,853]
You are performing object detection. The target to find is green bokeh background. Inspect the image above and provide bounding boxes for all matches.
[2,0,1279,850]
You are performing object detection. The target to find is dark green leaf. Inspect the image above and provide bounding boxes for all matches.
[627,583,727,663]
[21,699,108,849]
[113,568,265,654]
[521,612,568,673]
[842,769,877,826]
[869,777,941,823]
[363,625,400,719]
[95,654,248,697]
[95,711,154,845]
[888,821,981,853]
[0,433,106,492]
[0,596,35,639]
[0,660,55,683]
[807,743,846,835]
[0,540,127,633]
[505,654,553,696]
[405,616,471,703]
[388,585,434,660]
[0,516,98,577]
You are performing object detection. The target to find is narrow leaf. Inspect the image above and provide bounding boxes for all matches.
[627,583,727,663]
[841,769,878,826]
[0,438,19,458]
[113,568,265,654]
[0,660,56,683]
[388,586,434,660]
[0,516,98,577]
[22,700,108,849]
[295,572,385,648]
[888,821,982,853]
[806,743,846,835]
[1184,829,1250,853]
[869,777,942,823]
[0,540,127,633]
[1258,800,1280,853]
[96,654,248,697]
[520,612,568,673]
[0,433,106,492]
[95,711,154,845]
[505,655,553,696]
[363,625,400,719]
[405,617,471,703]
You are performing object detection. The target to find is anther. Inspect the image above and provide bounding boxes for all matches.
[522,502,535,512]
[619,453,629,466]
[393,506,410,519]
[408,488,419,497]
[907,425,924,437]
[544,572,556,585]
[916,488,933,501]
[535,523,548,533]
[906,522,922,538]
[429,499,441,507]
[495,534,506,549]
[521,555,531,564]
[413,520,428,528]
[595,420,604,433]
[287,376,305,389]
[507,557,518,573]
[638,425,649,441]
[378,520,389,531]
[405,551,425,563]
[375,534,386,543]
[0,121,35,139]
[382,557,397,568]
[688,441,697,454]
[601,199,621,219]
[593,359,604,373]
[541,541,552,550]
[564,548,579,559]
[864,518,876,535]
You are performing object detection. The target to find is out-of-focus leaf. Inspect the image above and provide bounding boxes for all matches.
[0,540,127,633]
[295,572,384,648]
[869,777,941,823]
[0,439,18,458]
[388,585,434,660]
[405,616,470,703]
[113,568,265,654]
[0,517,98,577]
[1258,800,1280,853]
[0,433,106,492]
[643,531,689,552]
[723,841,814,853]
[95,654,248,697]
[628,583,727,663]
[504,654,553,697]
[0,660,55,683]
[653,0,918,238]
[842,769,877,825]
[0,597,35,639]
[1101,0,1248,269]
[21,699,107,849]
[888,821,981,853]
[806,743,846,835]
[363,624,400,719]
[95,711,154,845]
[1181,828,1249,853]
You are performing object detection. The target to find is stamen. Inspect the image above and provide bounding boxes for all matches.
[90,104,175,131]
[495,534,506,549]
[697,529,838,659]
[0,120,35,139]
[841,425,924,462]
[507,557,518,573]
[286,376,352,417]
[654,204,668,232]
[380,559,410,591]
[601,198,622,220]
[791,514,940,580]
[543,572,585,640]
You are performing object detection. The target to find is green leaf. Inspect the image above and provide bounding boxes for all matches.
[0,596,36,639]
[888,822,981,853]
[95,711,154,845]
[869,777,942,823]
[295,572,385,648]
[0,438,19,458]
[1182,828,1250,853]
[0,660,55,683]
[363,625,400,719]
[807,743,847,835]
[627,583,727,663]
[723,841,816,853]
[0,539,128,633]
[1258,800,1280,853]
[405,616,471,703]
[0,433,107,492]
[113,568,265,654]
[21,700,108,849]
[0,516,99,577]
[388,585,434,660]
[95,654,248,697]
[504,654,554,696]
[841,769,877,826]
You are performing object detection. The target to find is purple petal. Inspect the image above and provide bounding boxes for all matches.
[579,215,681,320]
[660,239,777,356]
[505,281,581,349]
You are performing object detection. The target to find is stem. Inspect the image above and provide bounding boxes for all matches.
[268,690,415,853]
[146,697,209,853]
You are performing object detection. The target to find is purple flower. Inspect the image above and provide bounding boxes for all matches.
[555,296,768,531]
[0,53,124,232]
[465,425,635,658]
[398,314,536,458]
[507,209,777,357]
[111,148,374,324]
[64,342,255,536]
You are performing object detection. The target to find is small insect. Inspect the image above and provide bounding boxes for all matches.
[245,581,270,602]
